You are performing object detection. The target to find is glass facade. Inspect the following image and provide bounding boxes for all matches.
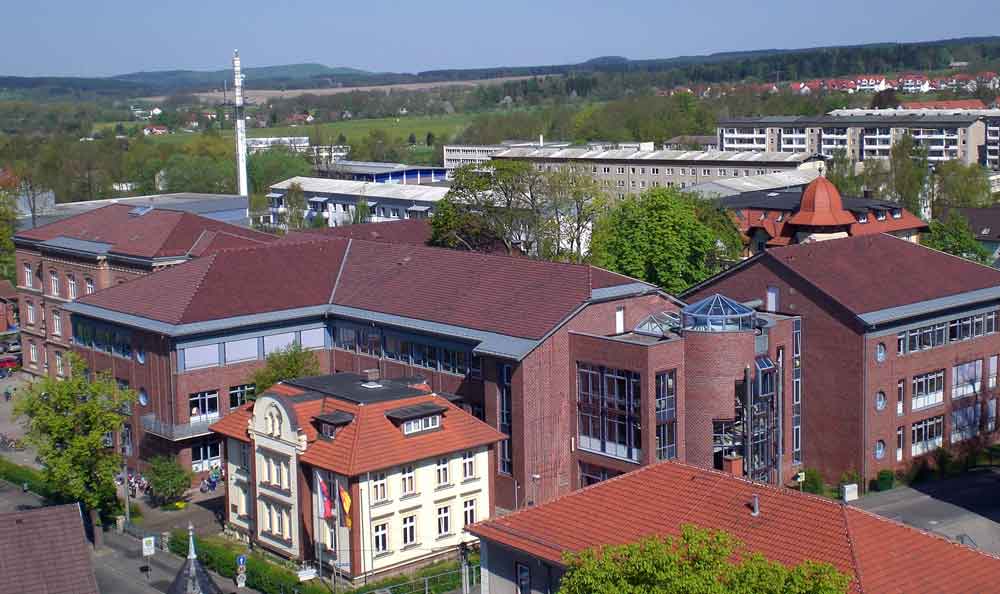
[577,363,642,462]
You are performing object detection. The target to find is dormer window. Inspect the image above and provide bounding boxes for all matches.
[857,213,868,224]
[321,423,336,439]
[982,227,991,236]
[403,415,441,435]
[891,208,902,219]
[876,210,886,221]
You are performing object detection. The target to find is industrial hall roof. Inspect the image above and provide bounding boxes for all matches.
[493,147,818,164]
[468,461,1000,594]
[15,203,272,260]
[69,234,653,349]
[210,373,505,476]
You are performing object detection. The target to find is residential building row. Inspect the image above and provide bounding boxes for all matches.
[785,71,1000,95]
[443,139,655,173]
[491,147,823,198]
[717,109,1000,170]
[210,372,502,583]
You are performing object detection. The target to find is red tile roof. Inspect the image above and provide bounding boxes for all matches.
[284,219,432,246]
[787,178,857,227]
[0,503,99,594]
[16,203,273,259]
[211,381,505,476]
[468,461,1000,594]
[901,99,986,110]
[766,234,1000,315]
[78,236,641,339]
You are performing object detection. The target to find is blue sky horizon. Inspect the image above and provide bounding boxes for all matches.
[3,0,999,78]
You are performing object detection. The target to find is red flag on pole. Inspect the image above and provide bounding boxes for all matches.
[319,478,333,519]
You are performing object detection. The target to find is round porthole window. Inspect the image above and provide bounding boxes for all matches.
[138,388,149,406]
[874,440,886,460]
[875,343,887,363]
[875,391,887,411]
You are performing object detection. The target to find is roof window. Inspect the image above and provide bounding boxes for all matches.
[403,415,440,435]
[857,213,868,223]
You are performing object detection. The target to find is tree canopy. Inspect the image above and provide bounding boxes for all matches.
[589,188,741,294]
[248,146,312,195]
[889,133,929,217]
[923,211,993,265]
[14,354,136,513]
[930,161,992,217]
[559,525,852,594]
[249,343,321,394]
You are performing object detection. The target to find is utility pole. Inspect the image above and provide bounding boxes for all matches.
[459,542,470,594]
[233,50,249,197]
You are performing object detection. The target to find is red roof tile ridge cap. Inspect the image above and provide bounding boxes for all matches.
[840,504,866,593]
[845,505,1000,562]
[346,404,365,475]
[175,253,220,322]
[328,238,352,304]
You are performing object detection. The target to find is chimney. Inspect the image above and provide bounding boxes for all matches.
[722,455,744,477]
[750,494,760,517]
[363,368,380,383]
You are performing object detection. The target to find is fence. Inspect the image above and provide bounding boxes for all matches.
[359,565,480,594]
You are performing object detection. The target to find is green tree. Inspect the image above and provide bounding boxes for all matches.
[248,146,312,195]
[923,212,992,265]
[352,198,371,225]
[559,525,851,594]
[0,184,16,282]
[589,188,740,294]
[544,164,608,262]
[282,182,308,230]
[336,133,347,145]
[425,131,436,146]
[428,196,504,252]
[889,133,929,217]
[146,455,193,505]
[407,132,417,145]
[930,160,992,217]
[825,150,863,198]
[163,153,235,194]
[14,354,136,522]
[249,343,320,393]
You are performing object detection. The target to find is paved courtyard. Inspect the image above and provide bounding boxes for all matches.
[855,467,1000,555]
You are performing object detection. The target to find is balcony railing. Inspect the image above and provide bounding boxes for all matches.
[141,413,217,441]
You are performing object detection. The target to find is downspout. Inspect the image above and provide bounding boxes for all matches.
[366,471,374,585]
[861,333,870,495]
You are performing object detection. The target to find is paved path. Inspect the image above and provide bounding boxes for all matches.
[855,468,1000,554]
[0,371,41,469]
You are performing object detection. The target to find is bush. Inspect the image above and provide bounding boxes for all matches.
[147,455,192,504]
[932,447,953,477]
[875,469,895,491]
[906,457,933,484]
[838,469,861,490]
[801,468,825,495]
[0,458,59,500]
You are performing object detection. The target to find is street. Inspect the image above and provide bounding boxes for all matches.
[855,467,1000,554]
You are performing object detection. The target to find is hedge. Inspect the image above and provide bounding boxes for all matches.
[0,457,59,500]
[169,530,476,594]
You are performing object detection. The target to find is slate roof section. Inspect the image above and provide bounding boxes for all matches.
[765,234,1000,316]
[941,206,1000,241]
[16,203,273,259]
[467,461,1000,594]
[0,503,99,594]
[211,377,505,476]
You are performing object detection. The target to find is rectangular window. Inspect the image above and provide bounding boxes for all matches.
[191,439,221,471]
[373,522,388,554]
[189,390,219,423]
[991,355,998,389]
[26,302,35,325]
[357,327,381,356]
[371,472,388,502]
[23,263,32,288]
[577,363,642,462]
[952,360,982,399]
[51,311,61,336]
[85,278,95,294]
[615,305,624,334]
[67,276,77,299]
[462,451,475,479]
[897,380,905,416]
[951,405,981,443]
[911,415,944,456]
[225,338,258,364]
[402,414,440,435]
[29,342,37,363]
[462,499,476,526]
[896,426,904,462]
[765,286,779,312]
[50,271,59,297]
[516,563,531,594]
[300,327,326,350]
[229,384,255,409]
[437,505,451,536]
[183,344,219,370]
[401,514,416,547]
[400,465,415,495]
[498,363,513,474]
[436,457,450,486]
[54,351,64,376]
[579,462,621,488]
[263,332,295,355]
[911,370,945,411]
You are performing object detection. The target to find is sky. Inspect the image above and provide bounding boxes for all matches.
[3,0,999,78]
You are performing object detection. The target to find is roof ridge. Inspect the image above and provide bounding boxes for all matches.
[844,504,1000,561]
[328,238,352,304]
[840,502,866,594]
[346,403,364,475]
[175,253,220,323]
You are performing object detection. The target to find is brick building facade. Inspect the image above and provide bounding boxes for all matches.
[63,233,800,509]
[685,234,1000,486]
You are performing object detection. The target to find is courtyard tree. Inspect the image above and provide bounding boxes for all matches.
[281,182,308,230]
[929,160,992,217]
[922,211,992,265]
[14,354,136,525]
[248,146,312,195]
[589,187,741,294]
[249,343,320,394]
[889,133,929,217]
[559,525,852,594]
[146,455,193,505]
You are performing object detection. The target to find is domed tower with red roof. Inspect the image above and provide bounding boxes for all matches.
[785,176,857,244]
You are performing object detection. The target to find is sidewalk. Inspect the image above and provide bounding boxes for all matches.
[0,371,40,470]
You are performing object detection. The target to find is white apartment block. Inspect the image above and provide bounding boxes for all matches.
[268,177,448,228]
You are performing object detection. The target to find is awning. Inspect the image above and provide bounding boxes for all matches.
[407,205,431,212]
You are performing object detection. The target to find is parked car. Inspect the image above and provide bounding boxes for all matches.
[6,342,20,354]
[0,355,20,378]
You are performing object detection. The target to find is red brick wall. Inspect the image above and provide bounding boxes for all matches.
[686,258,865,482]
[683,330,755,469]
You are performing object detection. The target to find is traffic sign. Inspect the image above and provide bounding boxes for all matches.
[237,554,247,567]
[142,536,156,557]
[236,573,247,588]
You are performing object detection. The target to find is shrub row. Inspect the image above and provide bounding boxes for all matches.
[0,457,59,500]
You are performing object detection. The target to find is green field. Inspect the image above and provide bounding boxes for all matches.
[131,113,475,147]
